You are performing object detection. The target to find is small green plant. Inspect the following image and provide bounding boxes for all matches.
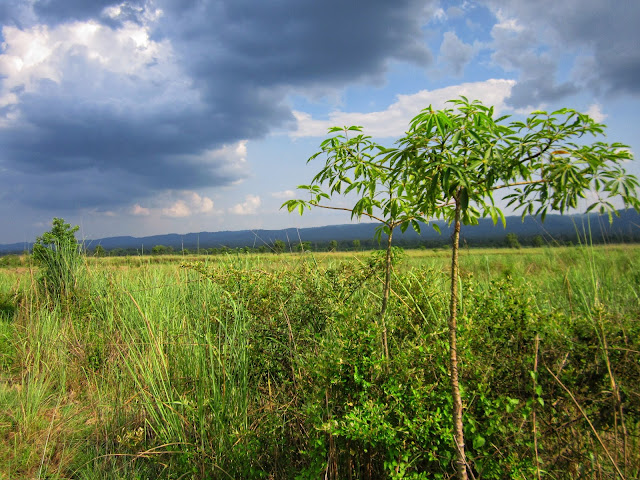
[32,217,81,300]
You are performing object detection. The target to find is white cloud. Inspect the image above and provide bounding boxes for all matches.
[271,190,296,199]
[586,104,607,123]
[230,195,261,215]
[0,15,196,113]
[291,79,516,138]
[128,191,218,219]
[432,8,447,22]
[162,200,191,218]
[131,204,150,216]
[438,31,476,76]
[159,191,217,217]
[493,10,525,34]
[194,141,249,180]
[189,192,214,213]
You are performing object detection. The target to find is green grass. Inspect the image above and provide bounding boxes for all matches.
[0,245,639,479]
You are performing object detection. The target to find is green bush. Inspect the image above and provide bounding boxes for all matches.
[32,218,82,300]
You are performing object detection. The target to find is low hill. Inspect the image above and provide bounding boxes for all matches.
[1,210,639,254]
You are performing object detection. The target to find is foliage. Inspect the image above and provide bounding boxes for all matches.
[387,98,637,224]
[295,241,312,252]
[33,217,79,256]
[151,244,173,255]
[532,234,545,247]
[283,126,426,239]
[1,247,640,478]
[32,217,81,300]
[0,254,23,268]
[273,239,286,253]
[505,233,521,249]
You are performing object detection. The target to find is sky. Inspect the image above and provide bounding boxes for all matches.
[0,0,639,244]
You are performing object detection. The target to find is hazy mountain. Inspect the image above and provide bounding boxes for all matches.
[1,210,638,254]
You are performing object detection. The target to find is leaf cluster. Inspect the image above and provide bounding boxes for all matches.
[33,217,79,261]
[284,97,639,233]
[392,98,638,226]
[282,126,427,240]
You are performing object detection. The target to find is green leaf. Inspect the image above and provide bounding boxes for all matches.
[473,435,486,450]
[467,128,482,145]
[483,146,492,163]
[451,130,461,149]
[460,188,469,211]
[497,207,506,228]
[489,207,498,225]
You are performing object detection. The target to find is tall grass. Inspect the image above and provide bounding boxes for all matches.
[0,245,638,478]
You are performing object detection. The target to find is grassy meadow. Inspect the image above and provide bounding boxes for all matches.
[0,244,639,479]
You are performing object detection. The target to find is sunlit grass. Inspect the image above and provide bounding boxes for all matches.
[0,244,639,478]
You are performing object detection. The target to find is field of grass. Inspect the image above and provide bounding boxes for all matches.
[1,244,639,479]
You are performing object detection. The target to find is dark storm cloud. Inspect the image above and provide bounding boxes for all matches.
[0,0,434,212]
[485,0,640,105]
[0,87,247,210]
[156,0,432,89]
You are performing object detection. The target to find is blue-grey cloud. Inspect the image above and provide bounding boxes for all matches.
[438,31,475,77]
[0,0,434,212]
[156,0,432,88]
[485,0,640,105]
[32,0,145,25]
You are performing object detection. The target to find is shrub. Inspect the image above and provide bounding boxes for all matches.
[32,218,82,300]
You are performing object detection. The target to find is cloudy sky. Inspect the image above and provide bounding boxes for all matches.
[1,0,638,244]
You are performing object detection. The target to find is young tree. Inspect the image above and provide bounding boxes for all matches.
[283,126,427,358]
[386,97,638,480]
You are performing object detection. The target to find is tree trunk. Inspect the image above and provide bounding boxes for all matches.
[449,198,468,480]
[379,228,393,359]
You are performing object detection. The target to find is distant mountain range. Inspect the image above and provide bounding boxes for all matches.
[1,210,639,254]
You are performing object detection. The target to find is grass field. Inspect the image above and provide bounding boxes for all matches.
[1,244,639,479]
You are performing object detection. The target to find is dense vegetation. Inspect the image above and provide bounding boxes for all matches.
[1,243,639,479]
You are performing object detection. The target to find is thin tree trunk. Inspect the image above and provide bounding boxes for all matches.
[448,198,468,480]
[379,227,393,359]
